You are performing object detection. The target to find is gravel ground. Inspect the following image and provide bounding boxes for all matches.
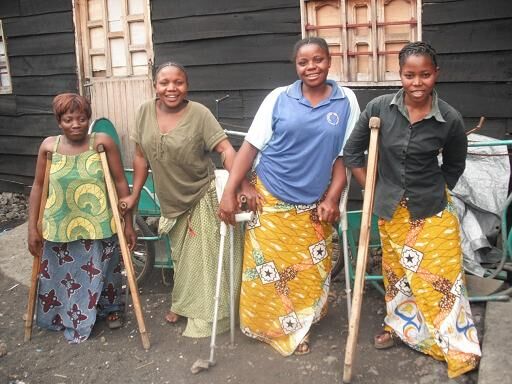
[0,193,28,232]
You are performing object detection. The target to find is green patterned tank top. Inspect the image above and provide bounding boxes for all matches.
[42,134,116,242]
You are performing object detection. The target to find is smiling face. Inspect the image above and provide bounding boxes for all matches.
[399,54,439,106]
[58,110,89,142]
[295,43,331,90]
[154,65,188,111]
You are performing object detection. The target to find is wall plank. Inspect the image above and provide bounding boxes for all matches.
[19,0,71,16]
[423,19,512,53]
[186,62,296,91]
[0,115,58,137]
[423,0,512,25]
[152,8,299,43]
[9,54,77,76]
[7,33,76,56]
[0,136,43,156]
[12,75,78,96]
[14,96,54,116]
[151,0,297,20]
[3,11,73,37]
[437,51,512,83]
[0,96,17,115]
[0,1,20,17]
[0,154,37,177]
[155,34,300,66]
[0,176,34,193]
[436,83,512,118]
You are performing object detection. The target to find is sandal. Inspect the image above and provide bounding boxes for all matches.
[374,330,395,350]
[106,311,123,330]
[295,334,311,355]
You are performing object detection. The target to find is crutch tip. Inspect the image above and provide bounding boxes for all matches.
[190,359,214,374]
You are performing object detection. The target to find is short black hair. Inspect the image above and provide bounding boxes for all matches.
[398,41,438,68]
[154,62,189,84]
[291,37,330,61]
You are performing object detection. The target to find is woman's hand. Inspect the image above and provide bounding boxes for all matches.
[239,179,264,214]
[317,197,340,224]
[28,228,43,257]
[118,194,138,215]
[124,222,137,252]
[218,190,239,225]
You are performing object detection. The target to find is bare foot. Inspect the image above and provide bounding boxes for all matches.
[165,311,180,324]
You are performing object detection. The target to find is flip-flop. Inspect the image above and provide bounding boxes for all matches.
[294,334,311,355]
[374,331,395,349]
[106,311,123,330]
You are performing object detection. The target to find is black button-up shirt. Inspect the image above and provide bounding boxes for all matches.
[343,89,467,220]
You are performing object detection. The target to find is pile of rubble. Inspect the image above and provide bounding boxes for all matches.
[0,192,28,227]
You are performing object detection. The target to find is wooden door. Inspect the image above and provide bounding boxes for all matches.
[74,0,154,165]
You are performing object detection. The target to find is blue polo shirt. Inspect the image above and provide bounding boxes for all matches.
[245,79,360,204]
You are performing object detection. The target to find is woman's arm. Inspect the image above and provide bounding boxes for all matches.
[27,137,54,257]
[118,144,149,213]
[217,141,261,224]
[317,157,347,223]
[441,114,467,189]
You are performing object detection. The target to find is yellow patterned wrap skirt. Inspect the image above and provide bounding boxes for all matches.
[239,178,333,356]
[379,199,481,378]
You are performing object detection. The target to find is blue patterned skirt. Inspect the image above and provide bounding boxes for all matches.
[36,235,123,343]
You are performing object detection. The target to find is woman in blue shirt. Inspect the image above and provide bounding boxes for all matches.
[218,37,360,356]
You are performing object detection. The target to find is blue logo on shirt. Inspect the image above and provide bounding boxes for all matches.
[326,112,340,126]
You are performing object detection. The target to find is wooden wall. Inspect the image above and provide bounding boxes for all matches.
[151,0,301,147]
[421,0,512,139]
[0,0,511,192]
[0,0,78,192]
[151,0,512,142]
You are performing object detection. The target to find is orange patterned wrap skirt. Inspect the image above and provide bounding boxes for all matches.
[379,199,481,378]
[239,177,333,355]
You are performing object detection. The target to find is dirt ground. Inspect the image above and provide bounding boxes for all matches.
[0,224,483,384]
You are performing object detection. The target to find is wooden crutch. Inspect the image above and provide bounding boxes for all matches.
[97,144,150,350]
[343,116,381,383]
[24,152,52,342]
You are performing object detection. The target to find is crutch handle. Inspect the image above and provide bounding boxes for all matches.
[234,212,253,222]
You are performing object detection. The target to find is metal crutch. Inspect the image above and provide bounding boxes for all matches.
[191,169,252,373]
[339,170,353,318]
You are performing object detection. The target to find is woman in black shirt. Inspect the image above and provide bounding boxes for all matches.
[343,42,481,378]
